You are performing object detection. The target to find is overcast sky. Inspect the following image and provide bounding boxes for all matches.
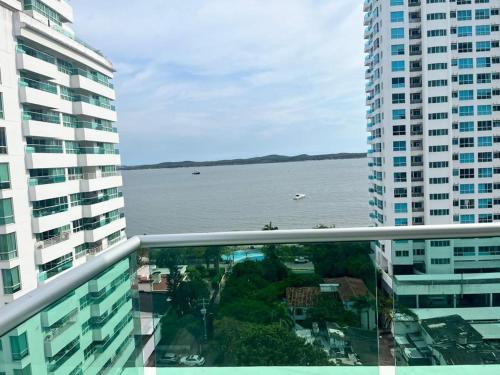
[71,0,366,165]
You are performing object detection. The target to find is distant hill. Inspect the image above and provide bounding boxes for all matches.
[122,152,367,170]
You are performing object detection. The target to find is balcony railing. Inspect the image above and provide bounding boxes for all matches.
[35,232,70,250]
[3,225,500,374]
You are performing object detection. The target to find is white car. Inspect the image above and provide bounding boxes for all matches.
[294,257,309,264]
[179,355,205,367]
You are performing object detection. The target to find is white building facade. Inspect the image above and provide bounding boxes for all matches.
[0,0,126,305]
[365,0,500,314]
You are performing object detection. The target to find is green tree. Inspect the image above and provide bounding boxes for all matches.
[214,318,329,366]
[309,294,358,327]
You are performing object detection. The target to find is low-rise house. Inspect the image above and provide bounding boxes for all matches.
[286,287,320,321]
[324,277,377,330]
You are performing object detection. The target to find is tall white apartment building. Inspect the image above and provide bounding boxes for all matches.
[365,0,500,317]
[0,0,126,305]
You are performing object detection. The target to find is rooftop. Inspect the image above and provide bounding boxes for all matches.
[286,287,320,308]
[323,276,370,301]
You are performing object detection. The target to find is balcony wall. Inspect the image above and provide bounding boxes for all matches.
[78,153,121,167]
[25,153,78,169]
[19,85,60,108]
[28,179,80,201]
[80,175,123,192]
[22,119,74,140]
[75,127,119,144]
[16,52,59,79]
[73,102,117,122]
[70,74,116,100]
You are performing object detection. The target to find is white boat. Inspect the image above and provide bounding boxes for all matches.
[293,194,306,200]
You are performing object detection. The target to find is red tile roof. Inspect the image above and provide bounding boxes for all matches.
[286,287,320,308]
[323,277,369,301]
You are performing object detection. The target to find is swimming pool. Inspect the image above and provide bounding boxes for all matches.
[222,250,265,263]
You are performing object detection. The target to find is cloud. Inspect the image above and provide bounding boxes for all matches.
[71,0,366,164]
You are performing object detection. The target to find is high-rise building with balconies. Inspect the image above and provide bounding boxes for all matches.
[0,0,126,305]
[365,0,500,315]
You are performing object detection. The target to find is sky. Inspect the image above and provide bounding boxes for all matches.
[70,0,366,165]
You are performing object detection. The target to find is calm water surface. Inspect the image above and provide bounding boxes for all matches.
[122,158,369,236]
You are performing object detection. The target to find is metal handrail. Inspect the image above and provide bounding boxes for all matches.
[3,223,500,336]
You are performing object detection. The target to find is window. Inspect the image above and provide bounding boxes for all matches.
[395,218,408,226]
[2,266,21,295]
[457,10,472,21]
[460,122,474,132]
[394,172,407,182]
[394,188,407,198]
[460,153,474,164]
[391,0,404,5]
[479,168,493,178]
[460,184,474,194]
[428,29,447,37]
[460,214,475,224]
[395,203,408,213]
[430,209,449,216]
[475,9,490,20]
[476,25,491,36]
[393,125,406,135]
[392,110,406,120]
[458,58,473,69]
[459,106,474,117]
[392,77,405,88]
[393,141,406,151]
[460,137,474,148]
[430,193,449,200]
[0,128,6,154]
[477,73,491,84]
[477,89,491,99]
[477,57,491,68]
[429,145,448,152]
[0,93,4,119]
[391,11,404,22]
[428,96,448,103]
[0,232,17,261]
[428,46,447,54]
[459,74,473,84]
[0,198,14,225]
[479,198,492,209]
[477,41,491,52]
[392,61,405,72]
[391,44,405,55]
[478,105,492,116]
[428,79,448,87]
[392,93,405,104]
[478,152,492,162]
[478,136,492,147]
[429,161,448,168]
[393,156,406,167]
[454,247,475,257]
[431,258,450,265]
[395,250,409,257]
[427,13,446,20]
[478,183,492,193]
[10,333,29,362]
[478,121,491,131]
[428,63,447,71]
[0,164,10,189]
[391,28,404,39]
[457,26,473,37]
[458,42,473,53]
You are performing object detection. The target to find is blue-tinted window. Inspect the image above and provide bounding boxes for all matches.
[458,58,473,69]
[459,90,474,100]
[393,140,406,151]
[460,184,475,194]
[458,26,473,37]
[392,109,406,120]
[478,183,492,193]
[478,136,492,147]
[476,25,490,36]
[459,106,474,117]
[395,218,408,226]
[459,122,474,132]
[390,0,404,5]
[395,203,408,213]
[457,10,472,21]
[391,11,404,22]
[392,60,405,72]
[460,153,474,163]
[478,105,492,116]
[393,156,406,167]
[391,28,404,39]
[391,44,405,55]
[479,168,493,178]
[460,215,475,224]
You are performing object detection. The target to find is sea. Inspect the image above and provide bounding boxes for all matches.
[121,158,370,236]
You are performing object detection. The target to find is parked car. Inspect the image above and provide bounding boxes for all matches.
[180,355,205,367]
[294,257,309,264]
[159,353,179,365]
